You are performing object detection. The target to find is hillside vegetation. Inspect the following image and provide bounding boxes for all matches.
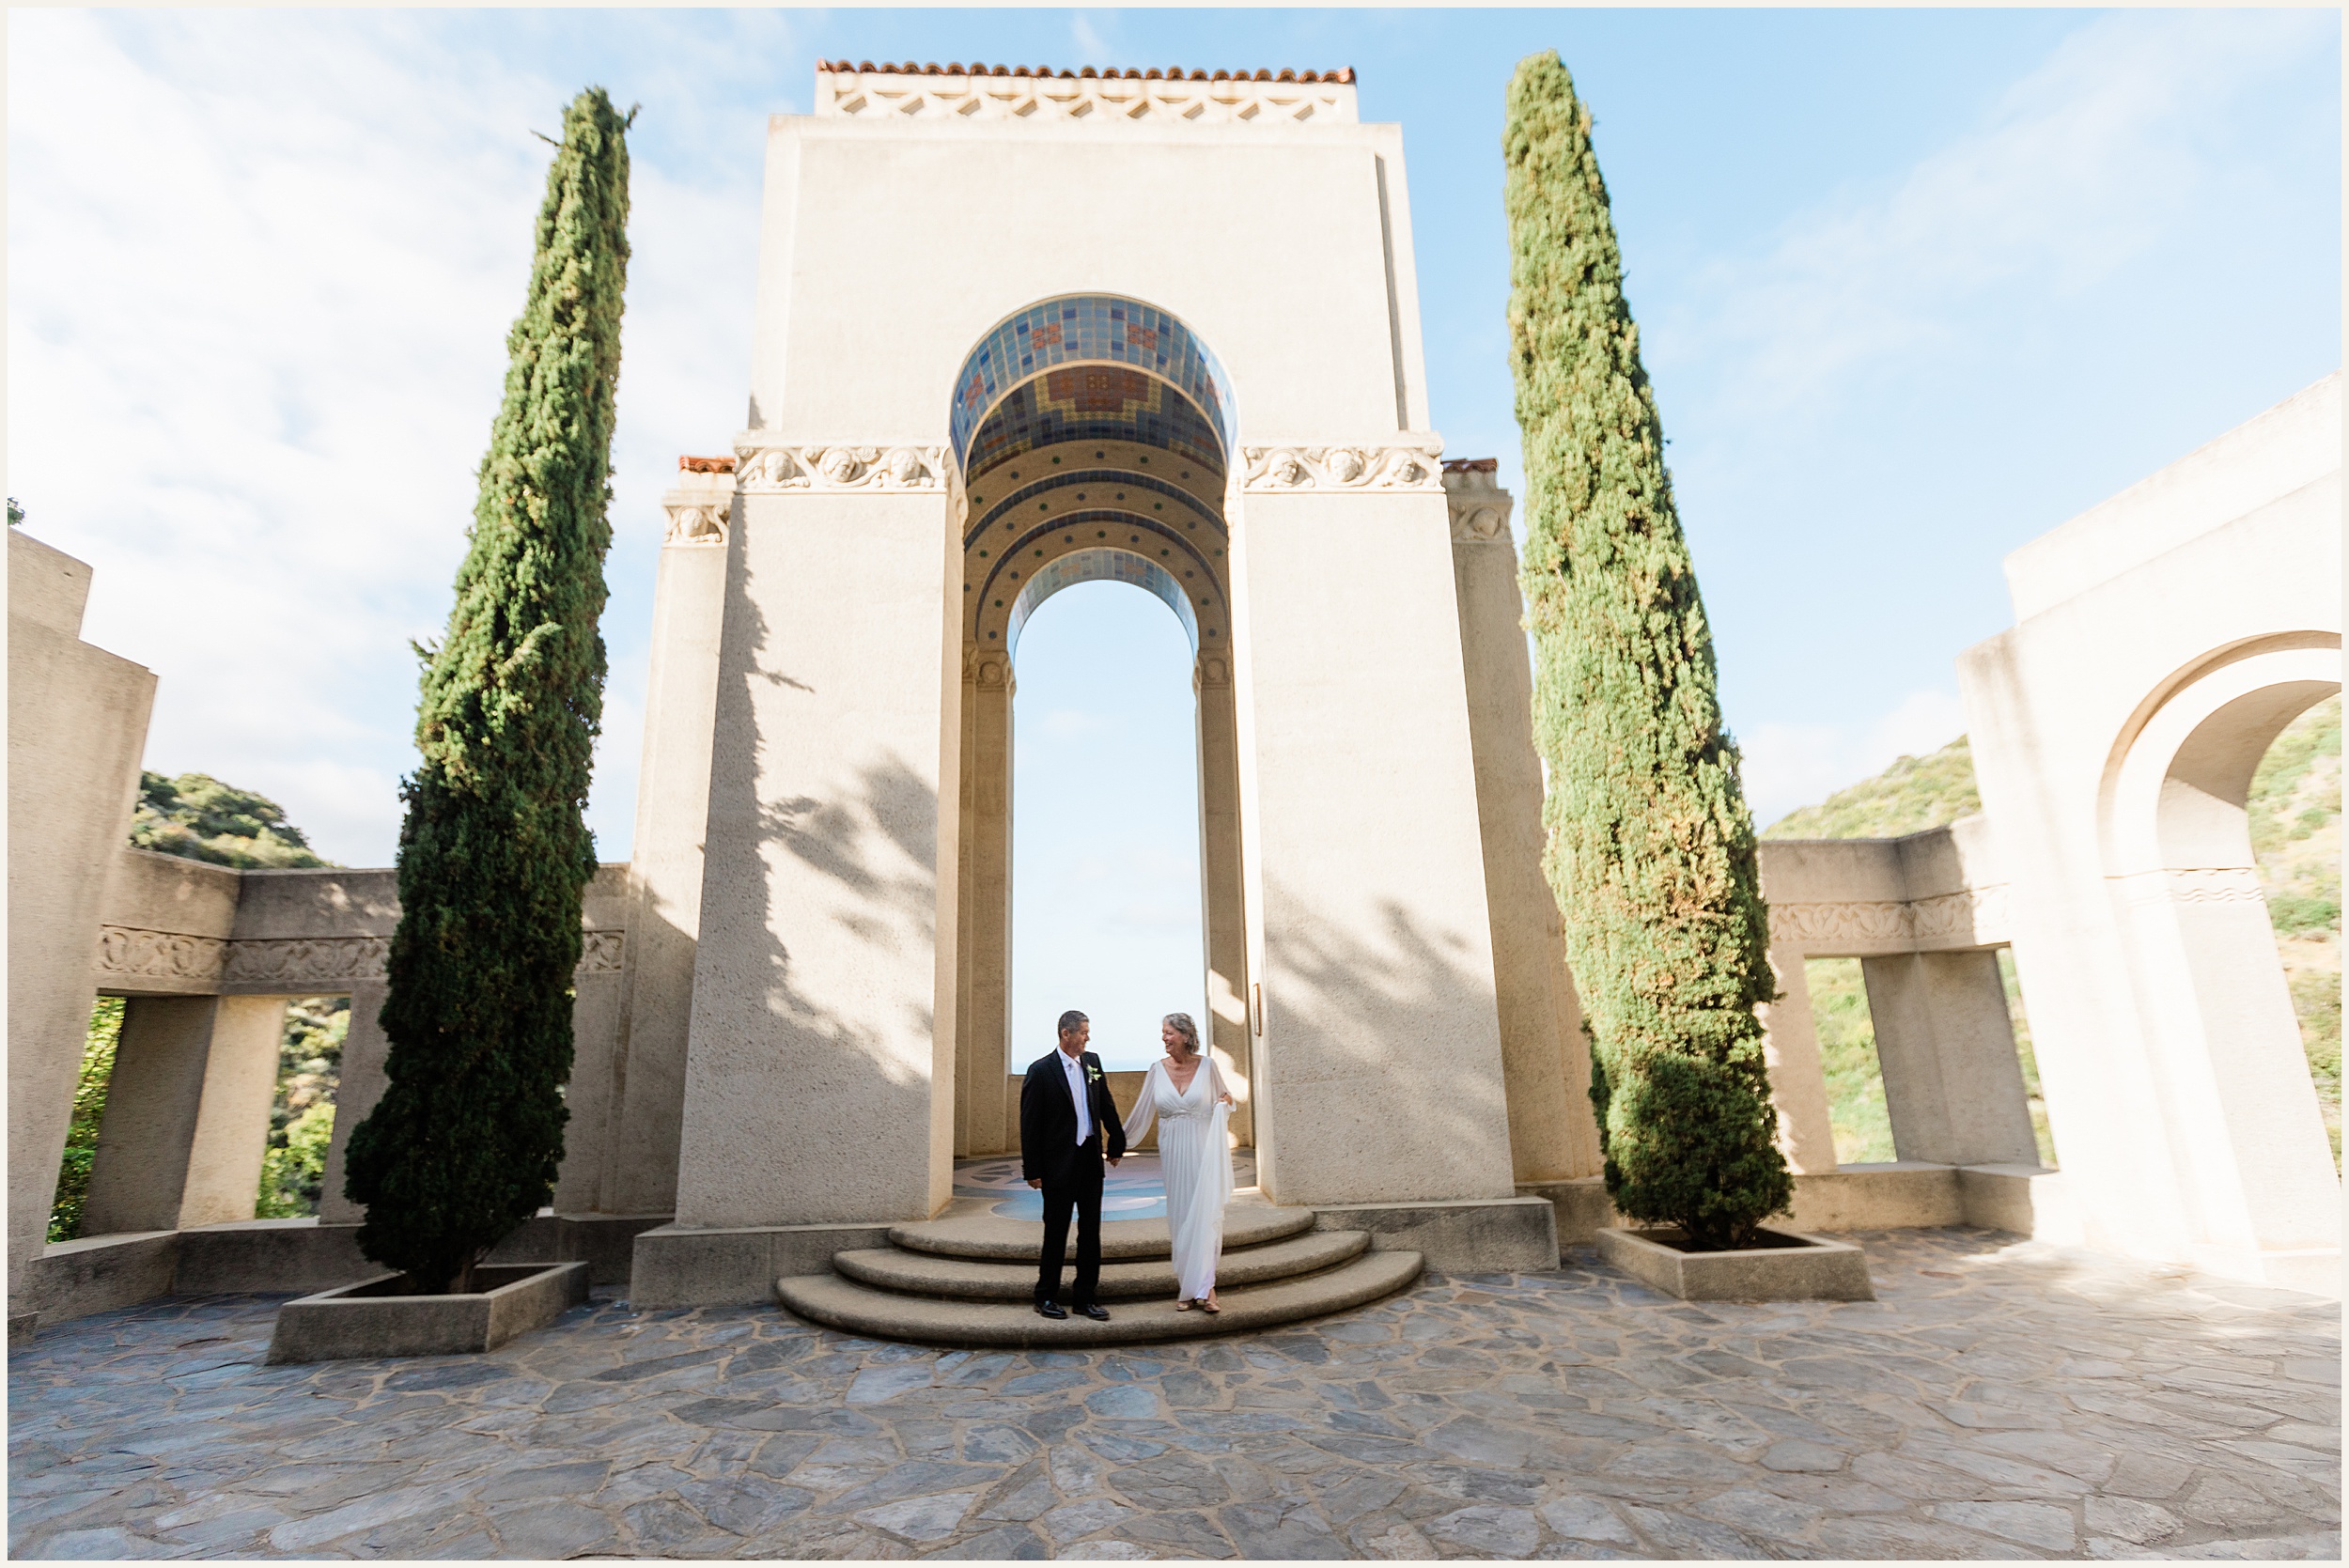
[1764,737,1979,841]
[1766,698,2341,1169]
[132,771,336,869]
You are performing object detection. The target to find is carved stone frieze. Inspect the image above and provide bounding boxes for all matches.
[2114,867,2268,907]
[736,443,946,493]
[224,936,390,987]
[101,929,625,991]
[1240,441,1444,493]
[96,926,228,985]
[817,65,1357,127]
[1767,884,2009,955]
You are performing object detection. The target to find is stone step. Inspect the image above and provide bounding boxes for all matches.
[833,1228,1369,1302]
[889,1203,1315,1263]
[777,1248,1423,1347]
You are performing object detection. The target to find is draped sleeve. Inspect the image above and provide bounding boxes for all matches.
[1121,1061,1160,1146]
[1207,1057,1234,1104]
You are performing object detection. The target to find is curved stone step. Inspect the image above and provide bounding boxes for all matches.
[890,1203,1315,1263]
[777,1248,1423,1347]
[835,1228,1369,1302]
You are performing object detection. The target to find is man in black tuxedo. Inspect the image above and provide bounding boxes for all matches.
[1021,1009,1126,1321]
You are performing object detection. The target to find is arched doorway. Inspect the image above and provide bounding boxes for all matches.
[945,294,1253,1157]
[2096,632,2341,1263]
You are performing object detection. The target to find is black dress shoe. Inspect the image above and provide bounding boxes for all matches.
[1034,1299,1067,1320]
[1076,1302,1111,1322]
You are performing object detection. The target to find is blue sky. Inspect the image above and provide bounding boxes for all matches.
[9,8,2338,1066]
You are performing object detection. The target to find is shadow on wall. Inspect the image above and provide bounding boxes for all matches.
[1257,878,1514,1203]
[692,536,949,1223]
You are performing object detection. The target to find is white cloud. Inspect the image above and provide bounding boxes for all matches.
[1651,8,2335,429]
[1739,688,1968,831]
[7,11,770,864]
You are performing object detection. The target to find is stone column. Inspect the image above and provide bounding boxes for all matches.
[956,646,1014,1157]
[1228,448,1517,1208]
[315,978,386,1226]
[1443,462,1601,1183]
[1758,948,1843,1174]
[597,470,734,1216]
[1861,950,2040,1168]
[671,445,961,1228]
[83,994,288,1234]
[1194,652,1254,1151]
[8,531,156,1309]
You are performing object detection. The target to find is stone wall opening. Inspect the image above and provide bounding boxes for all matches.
[1008,579,1206,1071]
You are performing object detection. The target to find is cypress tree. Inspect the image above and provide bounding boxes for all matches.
[344,88,633,1294]
[1503,53,1793,1250]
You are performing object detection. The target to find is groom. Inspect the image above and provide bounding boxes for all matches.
[1021,1010,1126,1321]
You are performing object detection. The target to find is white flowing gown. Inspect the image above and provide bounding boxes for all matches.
[1120,1056,1235,1301]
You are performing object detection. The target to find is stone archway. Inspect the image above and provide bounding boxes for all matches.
[946,294,1252,1158]
[2094,633,2341,1263]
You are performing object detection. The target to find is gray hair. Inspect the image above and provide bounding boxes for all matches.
[1056,1010,1089,1039]
[1162,1013,1201,1056]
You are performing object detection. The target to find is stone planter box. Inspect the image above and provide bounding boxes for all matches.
[1595,1227,1874,1302]
[266,1261,589,1364]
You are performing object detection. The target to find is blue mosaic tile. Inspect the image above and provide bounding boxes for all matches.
[950,295,1236,475]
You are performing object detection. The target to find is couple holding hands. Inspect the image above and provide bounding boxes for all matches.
[1020,1009,1237,1321]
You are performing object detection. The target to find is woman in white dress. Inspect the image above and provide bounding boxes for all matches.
[1120,1013,1236,1312]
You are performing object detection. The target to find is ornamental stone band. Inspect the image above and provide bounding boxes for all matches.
[1240,441,1445,492]
[95,926,229,986]
[734,442,947,493]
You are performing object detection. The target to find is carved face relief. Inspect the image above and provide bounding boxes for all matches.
[817,447,865,485]
[881,447,923,486]
[1268,451,1307,487]
[1383,452,1430,488]
[1322,446,1365,484]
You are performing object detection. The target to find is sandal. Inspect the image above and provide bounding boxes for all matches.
[1174,1298,1195,1312]
[1199,1296,1221,1315]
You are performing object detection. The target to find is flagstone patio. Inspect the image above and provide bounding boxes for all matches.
[8,1229,2338,1560]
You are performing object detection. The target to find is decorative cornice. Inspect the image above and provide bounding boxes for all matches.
[97,926,228,986]
[1240,441,1444,493]
[816,63,1356,126]
[735,443,947,493]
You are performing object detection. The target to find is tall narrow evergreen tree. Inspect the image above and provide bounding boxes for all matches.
[1503,53,1793,1250]
[344,88,633,1293]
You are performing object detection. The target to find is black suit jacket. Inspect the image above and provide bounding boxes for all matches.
[1020,1049,1127,1183]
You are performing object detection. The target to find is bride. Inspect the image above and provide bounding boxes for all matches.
[1120,1013,1237,1312]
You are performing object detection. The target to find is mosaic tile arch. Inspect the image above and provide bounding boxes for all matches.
[1003,547,1199,659]
[966,468,1223,551]
[969,513,1227,655]
[949,295,1237,476]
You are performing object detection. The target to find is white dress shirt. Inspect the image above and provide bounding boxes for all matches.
[1058,1049,1091,1144]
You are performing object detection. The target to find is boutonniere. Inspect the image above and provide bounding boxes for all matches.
[1085,1063,1104,1084]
